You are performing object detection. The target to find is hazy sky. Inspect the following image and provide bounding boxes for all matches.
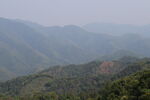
[0,0,150,26]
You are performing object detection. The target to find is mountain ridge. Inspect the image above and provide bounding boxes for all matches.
[0,17,150,81]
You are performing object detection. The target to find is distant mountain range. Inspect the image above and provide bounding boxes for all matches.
[83,23,150,37]
[0,18,150,81]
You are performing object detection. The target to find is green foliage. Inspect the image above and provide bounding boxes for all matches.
[0,58,150,100]
[101,70,150,100]
[0,74,52,96]
[0,58,150,96]
[0,70,150,100]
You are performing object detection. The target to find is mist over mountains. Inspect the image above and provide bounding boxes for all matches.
[83,23,150,37]
[0,17,150,81]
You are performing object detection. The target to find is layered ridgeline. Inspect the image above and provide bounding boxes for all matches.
[1,17,150,81]
[0,57,149,100]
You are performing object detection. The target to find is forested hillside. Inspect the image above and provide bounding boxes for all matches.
[100,69,150,100]
[0,57,149,100]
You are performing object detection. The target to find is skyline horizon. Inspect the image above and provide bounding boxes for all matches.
[1,17,150,27]
[1,0,150,26]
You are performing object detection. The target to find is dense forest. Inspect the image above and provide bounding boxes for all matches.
[0,57,149,100]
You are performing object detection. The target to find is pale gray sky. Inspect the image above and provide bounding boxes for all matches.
[0,0,150,26]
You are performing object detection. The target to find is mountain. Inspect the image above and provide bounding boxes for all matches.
[98,50,141,61]
[0,18,52,79]
[0,18,101,81]
[21,20,150,57]
[1,18,150,81]
[83,23,150,37]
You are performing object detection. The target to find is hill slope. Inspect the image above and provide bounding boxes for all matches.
[0,57,149,96]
